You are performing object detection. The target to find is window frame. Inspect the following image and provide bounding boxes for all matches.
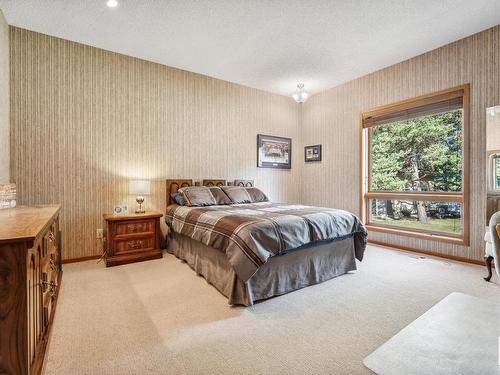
[487,151,500,192]
[359,84,470,246]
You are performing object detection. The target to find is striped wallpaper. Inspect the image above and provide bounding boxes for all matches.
[9,27,300,260]
[300,25,500,263]
[10,24,500,263]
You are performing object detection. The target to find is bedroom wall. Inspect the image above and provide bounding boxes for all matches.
[0,9,9,183]
[10,24,500,264]
[300,25,500,263]
[9,27,301,261]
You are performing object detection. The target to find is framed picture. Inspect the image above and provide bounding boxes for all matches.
[257,134,292,169]
[0,183,16,209]
[304,144,322,162]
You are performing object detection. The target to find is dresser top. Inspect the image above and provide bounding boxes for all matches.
[0,205,61,244]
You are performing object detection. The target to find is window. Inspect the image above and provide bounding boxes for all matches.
[360,85,469,245]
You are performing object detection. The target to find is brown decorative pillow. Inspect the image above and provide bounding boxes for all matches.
[245,187,269,203]
[178,186,231,206]
[208,187,232,205]
[221,186,268,204]
[178,186,215,206]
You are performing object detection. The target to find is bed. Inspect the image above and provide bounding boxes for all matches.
[165,179,367,306]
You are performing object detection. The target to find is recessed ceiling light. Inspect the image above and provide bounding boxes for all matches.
[107,0,118,8]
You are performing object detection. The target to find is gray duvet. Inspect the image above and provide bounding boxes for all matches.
[165,202,367,282]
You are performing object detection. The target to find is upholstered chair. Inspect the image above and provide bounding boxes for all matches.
[484,211,500,281]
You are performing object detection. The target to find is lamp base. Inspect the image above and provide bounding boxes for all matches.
[135,196,145,214]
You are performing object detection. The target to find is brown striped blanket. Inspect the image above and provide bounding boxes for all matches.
[165,202,367,282]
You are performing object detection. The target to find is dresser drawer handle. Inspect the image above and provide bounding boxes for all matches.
[41,280,58,298]
[50,256,56,271]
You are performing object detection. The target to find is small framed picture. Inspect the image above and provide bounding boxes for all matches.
[257,134,292,169]
[113,205,129,215]
[304,145,322,162]
[0,183,17,209]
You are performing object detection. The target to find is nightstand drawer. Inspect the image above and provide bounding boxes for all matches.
[115,237,154,253]
[115,219,154,235]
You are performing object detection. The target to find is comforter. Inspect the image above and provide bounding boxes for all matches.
[165,202,367,282]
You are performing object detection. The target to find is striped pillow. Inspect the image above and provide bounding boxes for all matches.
[221,186,269,204]
[209,187,233,205]
[178,186,231,206]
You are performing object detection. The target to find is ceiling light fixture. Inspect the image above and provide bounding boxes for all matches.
[106,0,118,8]
[292,83,309,103]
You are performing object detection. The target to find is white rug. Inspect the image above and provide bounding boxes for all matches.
[364,292,500,375]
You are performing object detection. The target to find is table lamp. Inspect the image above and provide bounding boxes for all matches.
[129,180,150,213]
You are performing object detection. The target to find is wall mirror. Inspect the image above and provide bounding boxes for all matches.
[486,105,500,223]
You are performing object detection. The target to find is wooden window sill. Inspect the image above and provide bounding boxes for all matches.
[365,224,469,246]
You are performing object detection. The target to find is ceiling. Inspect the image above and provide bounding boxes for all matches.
[1,0,500,97]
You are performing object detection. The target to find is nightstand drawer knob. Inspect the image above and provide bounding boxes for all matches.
[127,224,142,232]
[128,240,143,250]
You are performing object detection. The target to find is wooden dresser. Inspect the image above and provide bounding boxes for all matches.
[104,211,163,267]
[0,205,62,375]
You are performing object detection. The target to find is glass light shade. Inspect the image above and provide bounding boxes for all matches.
[129,180,150,195]
[292,84,309,103]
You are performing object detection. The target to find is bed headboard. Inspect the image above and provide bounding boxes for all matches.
[202,179,226,187]
[166,179,193,206]
[165,178,255,207]
[234,179,254,187]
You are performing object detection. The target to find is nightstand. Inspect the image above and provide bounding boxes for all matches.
[103,211,163,267]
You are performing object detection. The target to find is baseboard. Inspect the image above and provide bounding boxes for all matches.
[63,243,489,268]
[368,239,486,267]
[62,255,101,264]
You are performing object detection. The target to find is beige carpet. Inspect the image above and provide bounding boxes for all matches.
[44,245,500,375]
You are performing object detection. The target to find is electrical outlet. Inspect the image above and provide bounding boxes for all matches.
[96,228,104,239]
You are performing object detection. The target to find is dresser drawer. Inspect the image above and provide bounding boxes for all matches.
[115,219,155,236]
[115,236,154,253]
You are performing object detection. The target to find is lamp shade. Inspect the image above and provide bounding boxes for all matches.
[129,180,150,195]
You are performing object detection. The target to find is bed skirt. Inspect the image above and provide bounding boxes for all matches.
[167,232,357,306]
